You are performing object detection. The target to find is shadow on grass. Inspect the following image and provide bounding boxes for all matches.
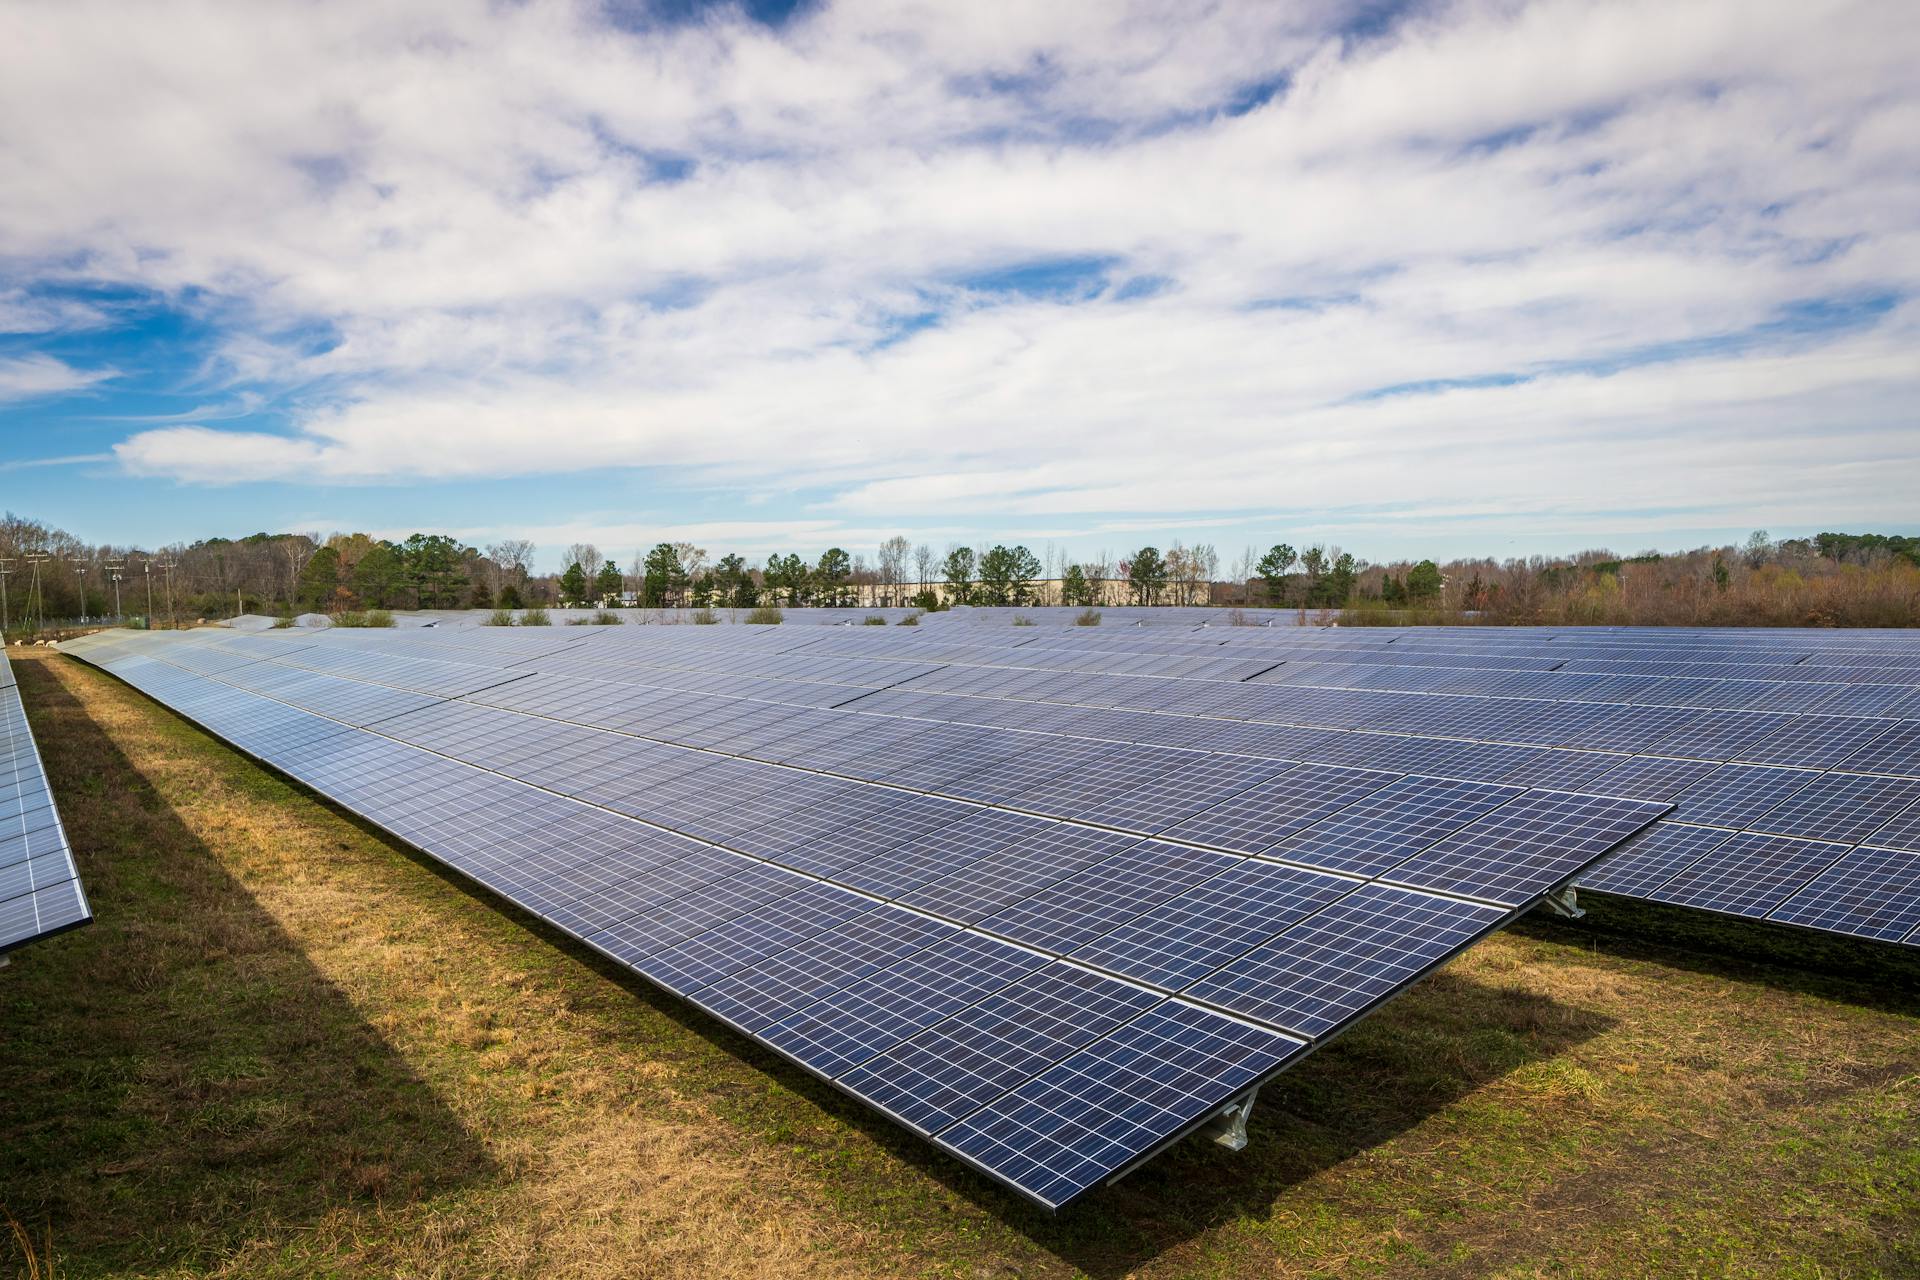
[1521,895,1920,1019]
[0,658,493,1274]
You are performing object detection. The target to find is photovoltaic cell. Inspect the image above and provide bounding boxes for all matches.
[1867,803,1920,854]
[1668,764,1818,829]
[1069,860,1355,990]
[695,903,959,1034]
[894,824,1142,923]
[1159,764,1397,854]
[1737,716,1899,769]
[1744,774,1920,845]
[976,840,1237,954]
[762,930,1053,1076]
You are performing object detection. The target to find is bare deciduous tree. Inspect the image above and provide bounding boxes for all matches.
[912,543,936,597]
[877,535,911,606]
[487,539,535,596]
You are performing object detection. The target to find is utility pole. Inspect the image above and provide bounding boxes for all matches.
[106,561,125,620]
[74,566,88,623]
[160,560,177,629]
[143,559,155,622]
[25,553,47,634]
[0,557,11,635]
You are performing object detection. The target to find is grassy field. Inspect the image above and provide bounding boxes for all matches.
[3,646,1917,1279]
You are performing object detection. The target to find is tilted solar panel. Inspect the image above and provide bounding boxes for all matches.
[0,650,89,954]
[60,625,1671,1208]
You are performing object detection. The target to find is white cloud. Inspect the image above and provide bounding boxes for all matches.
[0,353,113,401]
[1,0,1915,541]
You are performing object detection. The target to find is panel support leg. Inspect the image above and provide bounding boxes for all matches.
[1202,1086,1259,1151]
[1542,885,1584,919]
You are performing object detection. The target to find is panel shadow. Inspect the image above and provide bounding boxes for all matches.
[1,657,493,1273]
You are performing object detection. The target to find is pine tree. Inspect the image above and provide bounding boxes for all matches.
[593,559,623,604]
[558,561,588,604]
[1255,543,1297,606]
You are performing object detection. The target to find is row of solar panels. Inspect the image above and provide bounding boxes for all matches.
[298,623,1920,723]
[61,626,1669,1207]
[226,620,1920,947]
[0,652,88,954]
[351,612,1920,696]
[878,627,1920,681]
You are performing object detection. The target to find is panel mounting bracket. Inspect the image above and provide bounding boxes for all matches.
[1542,885,1584,919]
[1201,1086,1260,1151]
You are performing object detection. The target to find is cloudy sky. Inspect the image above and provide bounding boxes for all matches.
[2,0,1916,570]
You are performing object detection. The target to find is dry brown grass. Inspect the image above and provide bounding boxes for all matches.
[4,648,1918,1279]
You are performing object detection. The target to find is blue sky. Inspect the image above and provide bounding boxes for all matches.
[3,0,1917,573]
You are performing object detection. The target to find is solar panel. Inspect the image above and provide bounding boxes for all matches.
[1645,832,1845,919]
[1069,860,1355,990]
[837,962,1163,1133]
[1158,764,1398,854]
[1767,846,1920,943]
[1576,822,1734,899]
[59,619,1910,1211]
[0,654,89,954]
[1382,791,1672,906]
[1183,884,1504,1038]
[1267,775,1521,877]
[936,1000,1304,1207]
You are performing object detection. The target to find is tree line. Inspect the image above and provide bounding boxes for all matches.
[4,510,1917,632]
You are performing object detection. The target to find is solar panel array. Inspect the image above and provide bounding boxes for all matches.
[60,624,1675,1208]
[603,617,1920,946]
[268,616,1920,947]
[1,651,89,954]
